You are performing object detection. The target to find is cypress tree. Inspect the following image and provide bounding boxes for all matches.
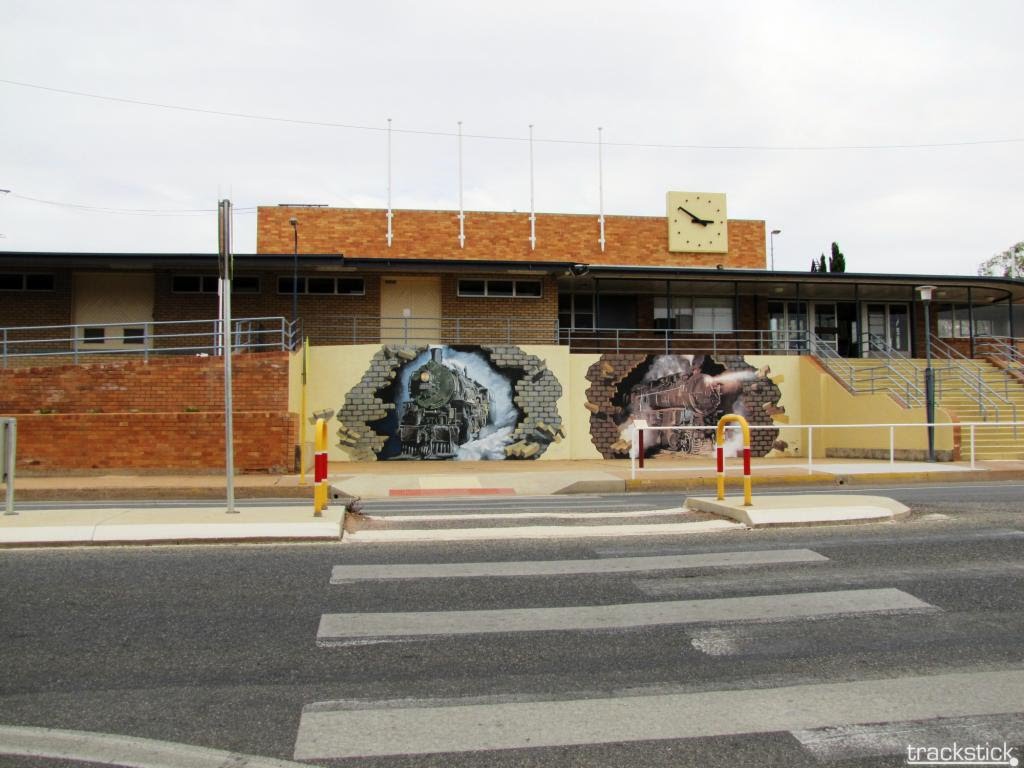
[831,242,846,273]
[819,253,828,272]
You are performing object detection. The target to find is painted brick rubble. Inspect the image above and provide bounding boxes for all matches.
[336,345,564,461]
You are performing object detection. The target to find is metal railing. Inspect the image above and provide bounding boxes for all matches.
[0,317,298,366]
[976,335,1024,378]
[1,418,14,515]
[808,332,924,406]
[928,334,1017,425]
[628,420,1024,479]
[561,327,816,355]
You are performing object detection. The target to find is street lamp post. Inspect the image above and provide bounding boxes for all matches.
[917,285,937,462]
[289,217,299,340]
[770,229,781,271]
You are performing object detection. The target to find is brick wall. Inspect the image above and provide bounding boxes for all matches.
[440,273,559,344]
[13,412,294,472]
[257,207,767,270]
[0,352,295,471]
[0,272,73,357]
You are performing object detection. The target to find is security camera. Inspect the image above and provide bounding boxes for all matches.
[570,264,590,277]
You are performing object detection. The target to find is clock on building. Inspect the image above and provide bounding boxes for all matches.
[667,191,728,253]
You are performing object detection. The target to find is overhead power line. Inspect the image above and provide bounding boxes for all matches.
[4,192,258,217]
[2,77,1022,152]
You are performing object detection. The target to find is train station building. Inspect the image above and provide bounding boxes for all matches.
[2,192,1023,470]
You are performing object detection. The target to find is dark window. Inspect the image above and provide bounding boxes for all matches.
[598,295,637,329]
[307,277,335,294]
[232,276,260,294]
[83,327,105,344]
[0,273,56,291]
[515,280,542,297]
[278,276,300,294]
[458,279,486,297]
[458,278,541,298]
[202,275,218,292]
[25,274,55,291]
[337,278,365,295]
[488,280,514,297]
[122,327,146,344]
[172,275,201,293]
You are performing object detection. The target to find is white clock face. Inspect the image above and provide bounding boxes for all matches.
[667,191,728,253]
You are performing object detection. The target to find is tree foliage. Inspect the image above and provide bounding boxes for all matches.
[977,242,1024,278]
[829,242,846,273]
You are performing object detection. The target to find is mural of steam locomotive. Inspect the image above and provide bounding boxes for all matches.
[398,347,490,459]
[630,368,723,454]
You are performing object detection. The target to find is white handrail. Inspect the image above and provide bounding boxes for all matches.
[628,420,1023,479]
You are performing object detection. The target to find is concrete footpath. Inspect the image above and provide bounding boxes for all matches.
[2,457,1021,546]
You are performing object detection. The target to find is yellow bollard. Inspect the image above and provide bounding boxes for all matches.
[715,414,753,506]
[313,418,328,516]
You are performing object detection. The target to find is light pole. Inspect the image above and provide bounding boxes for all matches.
[289,217,299,337]
[770,229,781,271]
[916,285,937,462]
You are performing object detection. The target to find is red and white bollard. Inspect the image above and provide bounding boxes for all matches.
[314,418,328,516]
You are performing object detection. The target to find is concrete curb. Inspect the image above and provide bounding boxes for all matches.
[684,494,911,528]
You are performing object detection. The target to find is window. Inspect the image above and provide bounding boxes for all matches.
[694,297,734,332]
[559,293,593,330]
[232,276,261,294]
[276,276,365,295]
[457,279,542,298]
[122,328,146,344]
[0,273,55,291]
[937,305,970,338]
[82,327,105,344]
[172,275,218,293]
[654,296,732,332]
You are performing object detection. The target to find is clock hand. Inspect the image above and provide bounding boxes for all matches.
[677,206,714,226]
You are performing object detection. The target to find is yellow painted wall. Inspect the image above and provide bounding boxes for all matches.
[291,346,955,463]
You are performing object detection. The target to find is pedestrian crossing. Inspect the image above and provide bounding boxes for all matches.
[293,542,1024,764]
[344,494,746,543]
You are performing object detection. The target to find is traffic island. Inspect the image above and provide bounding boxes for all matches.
[684,494,910,528]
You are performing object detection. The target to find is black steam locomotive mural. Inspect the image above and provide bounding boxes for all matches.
[337,345,564,461]
[399,348,490,459]
[585,353,783,459]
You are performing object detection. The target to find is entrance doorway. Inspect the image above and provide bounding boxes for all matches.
[380,276,441,343]
[863,303,910,355]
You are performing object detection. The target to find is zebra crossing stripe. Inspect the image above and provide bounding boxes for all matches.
[293,669,1024,760]
[317,588,934,642]
[330,548,828,582]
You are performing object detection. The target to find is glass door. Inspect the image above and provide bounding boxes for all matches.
[863,303,910,355]
[812,302,839,352]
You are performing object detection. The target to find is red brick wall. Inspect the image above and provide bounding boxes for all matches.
[13,412,294,472]
[0,352,289,413]
[0,352,295,471]
[257,207,767,270]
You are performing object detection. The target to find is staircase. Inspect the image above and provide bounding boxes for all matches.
[837,357,1024,459]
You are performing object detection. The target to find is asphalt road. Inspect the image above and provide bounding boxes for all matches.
[1,481,1023,767]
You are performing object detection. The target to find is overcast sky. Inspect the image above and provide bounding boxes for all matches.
[1,0,1022,275]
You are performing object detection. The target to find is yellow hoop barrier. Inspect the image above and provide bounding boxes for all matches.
[715,414,753,506]
[313,418,328,516]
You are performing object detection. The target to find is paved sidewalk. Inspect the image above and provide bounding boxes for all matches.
[3,457,1021,547]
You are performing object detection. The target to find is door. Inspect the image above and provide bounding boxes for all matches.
[380,276,441,343]
[863,303,910,355]
[73,272,154,349]
[812,302,838,352]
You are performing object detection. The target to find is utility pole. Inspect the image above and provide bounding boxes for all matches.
[219,200,236,512]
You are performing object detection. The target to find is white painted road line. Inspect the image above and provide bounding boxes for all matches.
[293,669,1024,760]
[330,548,829,582]
[370,508,685,522]
[317,588,934,642]
[0,724,315,768]
[342,520,742,543]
